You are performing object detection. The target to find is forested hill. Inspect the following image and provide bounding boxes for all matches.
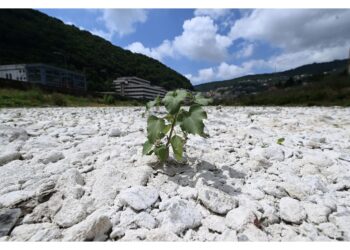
[195,59,348,92]
[0,9,193,91]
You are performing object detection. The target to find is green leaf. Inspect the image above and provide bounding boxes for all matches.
[170,135,184,161]
[154,144,169,162]
[147,115,166,143]
[142,140,153,155]
[277,138,285,145]
[178,104,207,136]
[163,124,172,135]
[162,89,188,114]
[194,93,212,106]
[146,96,161,111]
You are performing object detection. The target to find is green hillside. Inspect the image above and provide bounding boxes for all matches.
[195,59,348,92]
[0,9,193,92]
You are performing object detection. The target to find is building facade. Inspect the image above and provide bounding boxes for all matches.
[0,64,87,91]
[113,76,167,100]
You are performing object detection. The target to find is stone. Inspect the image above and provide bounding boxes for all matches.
[158,197,202,234]
[197,183,238,215]
[279,197,306,224]
[10,223,61,241]
[0,190,34,208]
[120,228,149,241]
[216,229,238,241]
[109,128,122,137]
[202,214,226,233]
[63,209,112,241]
[177,186,198,200]
[0,125,28,142]
[240,224,269,241]
[119,186,159,211]
[0,152,21,166]
[302,202,331,224]
[318,223,342,239]
[53,198,87,228]
[38,151,64,164]
[135,212,157,229]
[225,206,256,231]
[110,227,125,239]
[146,228,180,241]
[0,208,21,237]
[329,211,350,240]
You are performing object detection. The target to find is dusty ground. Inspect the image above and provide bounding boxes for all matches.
[0,106,350,241]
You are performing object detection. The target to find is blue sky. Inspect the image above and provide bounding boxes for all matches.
[39,9,350,85]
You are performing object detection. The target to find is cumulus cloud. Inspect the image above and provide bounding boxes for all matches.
[126,16,232,62]
[235,43,254,58]
[186,62,255,84]
[194,9,231,19]
[230,9,350,53]
[125,40,174,61]
[99,9,148,37]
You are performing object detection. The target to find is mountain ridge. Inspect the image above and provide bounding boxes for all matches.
[0,9,193,91]
[195,58,348,92]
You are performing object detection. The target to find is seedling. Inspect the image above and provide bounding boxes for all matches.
[143,89,212,163]
[277,138,285,145]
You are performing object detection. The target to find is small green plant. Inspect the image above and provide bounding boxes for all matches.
[51,93,67,106]
[143,89,212,163]
[277,137,285,145]
[103,94,115,105]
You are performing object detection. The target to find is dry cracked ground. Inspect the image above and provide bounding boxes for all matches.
[0,106,350,241]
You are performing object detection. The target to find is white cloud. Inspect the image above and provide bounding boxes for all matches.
[236,43,254,58]
[125,16,232,63]
[125,40,174,61]
[99,9,148,37]
[186,62,254,84]
[194,9,231,20]
[230,9,350,52]
[173,16,232,62]
[90,29,113,41]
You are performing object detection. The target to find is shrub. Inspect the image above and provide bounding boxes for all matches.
[103,94,115,105]
[51,93,67,106]
[143,90,212,163]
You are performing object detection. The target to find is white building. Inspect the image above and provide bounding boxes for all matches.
[113,76,167,100]
[0,64,87,91]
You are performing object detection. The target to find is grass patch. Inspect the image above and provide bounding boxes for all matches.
[0,87,144,108]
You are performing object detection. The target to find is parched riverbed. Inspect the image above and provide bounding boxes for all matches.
[0,106,350,241]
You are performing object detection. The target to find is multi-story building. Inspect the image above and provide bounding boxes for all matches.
[113,76,167,100]
[0,64,87,91]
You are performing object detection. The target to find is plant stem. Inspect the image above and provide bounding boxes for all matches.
[165,112,178,148]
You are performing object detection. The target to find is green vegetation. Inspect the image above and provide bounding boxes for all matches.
[277,138,285,145]
[143,90,212,163]
[0,87,144,108]
[195,59,347,92]
[217,74,350,106]
[0,9,192,92]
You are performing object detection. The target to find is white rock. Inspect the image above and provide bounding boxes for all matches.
[53,198,87,228]
[10,223,61,241]
[120,228,149,241]
[135,212,157,229]
[215,229,238,241]
[146,228,180,241]
[0,152,21,166]
[63,208,112,241]
[109,128,122,137]
[202,214,226,233]
[158,197,202,234]
[0,190,34,208]
[279,197,306,224]
[225,206,256,231]
[240,224,268,241]
[318,223,342,239]
[329,211,350,240]
[177,186,198,200]
[302,202,331,224]
[197,183,238,215]
[38,151,64,164]
[119,186,159,211]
